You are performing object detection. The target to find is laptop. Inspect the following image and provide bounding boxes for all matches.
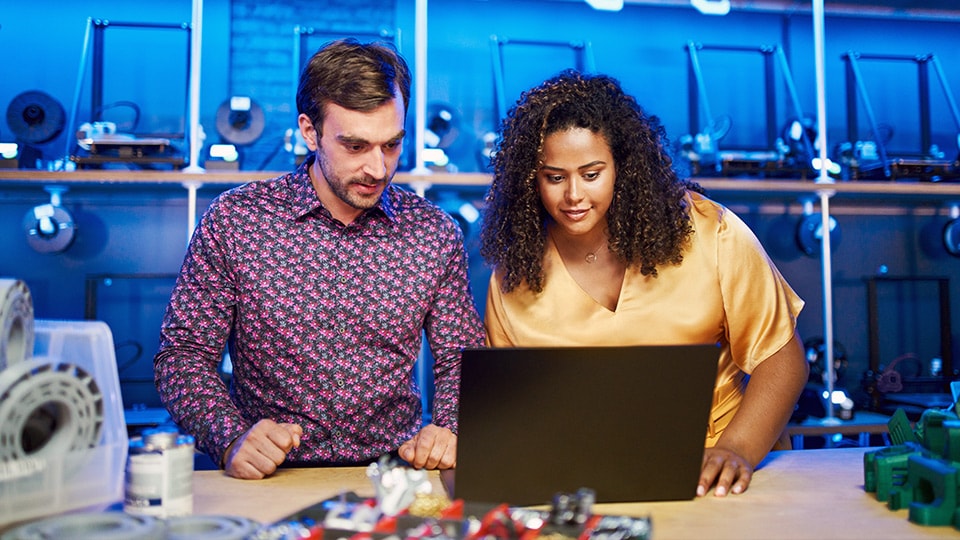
[451,344,720,505]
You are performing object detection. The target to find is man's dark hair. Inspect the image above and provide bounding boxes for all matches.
[297,38,412,130]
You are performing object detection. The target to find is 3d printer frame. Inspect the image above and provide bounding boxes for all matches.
[685,42,816,179]
[490,36,596,122]
[68,19,191,169]
[842,51,960,182]
[864,275,955,416]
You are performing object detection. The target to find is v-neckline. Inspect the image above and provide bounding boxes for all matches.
[548,236,626,313]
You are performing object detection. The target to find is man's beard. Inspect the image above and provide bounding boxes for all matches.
[316,146,392,211]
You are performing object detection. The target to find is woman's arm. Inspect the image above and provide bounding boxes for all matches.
[698,332,809,496]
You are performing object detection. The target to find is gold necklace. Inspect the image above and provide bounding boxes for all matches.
[584,238,606,263]
[553,231,607,264]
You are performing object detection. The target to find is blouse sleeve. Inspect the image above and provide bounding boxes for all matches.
[715,206,804,373]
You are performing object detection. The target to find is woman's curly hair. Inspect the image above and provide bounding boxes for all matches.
[480,70,702,293]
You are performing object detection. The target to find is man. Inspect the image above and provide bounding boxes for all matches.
[154,39,484,479]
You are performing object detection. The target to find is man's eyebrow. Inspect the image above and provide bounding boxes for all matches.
[336,134,369,145]
[336,130,406,145]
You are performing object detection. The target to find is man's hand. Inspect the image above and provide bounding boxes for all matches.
[223,419,302,480]
[697,446,753,497]
[398,424,456,469]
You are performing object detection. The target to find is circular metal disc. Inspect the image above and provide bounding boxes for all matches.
[215,99,265,146]
[22,205,77,254]
[943,218,960,257]
[6,90,66,144]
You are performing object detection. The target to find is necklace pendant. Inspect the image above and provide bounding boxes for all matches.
[585,252,598,264]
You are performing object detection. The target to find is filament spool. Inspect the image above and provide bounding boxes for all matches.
[166,515,261,540]
[0,279,34,371]
[0,360,103,462]
[0,511,162,540]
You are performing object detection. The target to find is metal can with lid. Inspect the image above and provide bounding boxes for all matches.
[124,426,195,517]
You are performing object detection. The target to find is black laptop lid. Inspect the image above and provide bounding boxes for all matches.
[453,344,719,505]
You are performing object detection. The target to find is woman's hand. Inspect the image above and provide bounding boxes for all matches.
[698,446,753,496]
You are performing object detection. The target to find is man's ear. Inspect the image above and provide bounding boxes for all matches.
[298,113,319,152]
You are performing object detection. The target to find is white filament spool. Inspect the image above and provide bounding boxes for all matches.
[0,511,163,540]
[0,360,104,462]
[165,515,261,540]
[0,513,259,540]
[0,279,34,371]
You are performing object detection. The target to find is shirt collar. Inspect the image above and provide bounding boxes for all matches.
[289,155,396,223]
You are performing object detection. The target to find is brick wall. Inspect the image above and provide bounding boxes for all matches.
[227,0,396,172]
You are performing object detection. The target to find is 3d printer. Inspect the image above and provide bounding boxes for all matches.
[681,42,824,180]
[67,19,191,170]
[839,51,960,182]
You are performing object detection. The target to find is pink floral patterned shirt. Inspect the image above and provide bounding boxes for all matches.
[154,158,484,466]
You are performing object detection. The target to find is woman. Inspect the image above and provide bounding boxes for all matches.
[479,70,808,497]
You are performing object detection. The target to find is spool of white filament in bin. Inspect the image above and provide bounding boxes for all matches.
[0,360,104,461]
[0,279,34,371]
[0,317,126,527]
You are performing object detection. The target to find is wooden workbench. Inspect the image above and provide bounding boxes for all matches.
[192,447,957,539]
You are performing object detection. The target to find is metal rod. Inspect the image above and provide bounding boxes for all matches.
[930,56,960,132]
[497,38,585,49]
[812,0,837,423]
[686,42,715,131]
[412,0,429,174]
[183,181,201,244]
[583,42,596,73]
[64,18,94,166]
[90,21,188,29]
[764,49,777,148]
[491,36,506,121]
[91,22,105,124]
[818,188,836,422]
[184,0,205,172]
[845,52,891,177]
[776,46,815,163]
[694,43,768,53]
[853,52,925,62]
[294,26,305,108]
[919,56,932,153]
[776,47,807,126]
[179,0,207,242]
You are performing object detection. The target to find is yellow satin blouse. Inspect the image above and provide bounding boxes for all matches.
[484,191,804,447]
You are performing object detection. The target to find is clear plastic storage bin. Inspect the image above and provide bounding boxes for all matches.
[0,319,128,527]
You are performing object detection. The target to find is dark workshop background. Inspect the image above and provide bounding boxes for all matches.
[1,0,959,417]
